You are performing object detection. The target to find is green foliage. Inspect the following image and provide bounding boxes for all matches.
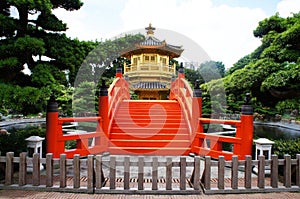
[273,138,300,159]
[0,83,51,115]
[253,13,286,38]
[275,98,300,114]
[184,68,199,86]
[36,13,67,31]
[0,126,46,156]
[199,61,225,81]
[226,54,252,75]
[15,35,45,56]
[205,12,300,116]
[184,60,225,86]
[73,81,97,116]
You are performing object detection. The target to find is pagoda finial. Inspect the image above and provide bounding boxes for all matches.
[145,23,155,36]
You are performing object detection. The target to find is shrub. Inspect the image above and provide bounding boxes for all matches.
[0,126,46,156]
[272,138,300,159]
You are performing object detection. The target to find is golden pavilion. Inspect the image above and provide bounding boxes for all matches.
[121,24,183,100]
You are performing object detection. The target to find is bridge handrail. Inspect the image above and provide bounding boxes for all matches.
[58,117,102,124]
[107,77,130,133]
[170,77,193,136]
[50,116,104,158]
[199,118,241,126]
[192,116,252,160]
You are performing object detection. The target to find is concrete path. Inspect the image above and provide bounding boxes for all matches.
[1,189,300,198]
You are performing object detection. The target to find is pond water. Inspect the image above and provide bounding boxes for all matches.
[2,121,300,141]
[254,123,300,140]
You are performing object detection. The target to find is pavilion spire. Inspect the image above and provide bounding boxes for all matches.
[145,23,155,36]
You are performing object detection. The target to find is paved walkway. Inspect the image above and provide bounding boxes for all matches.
[1,189,300,198]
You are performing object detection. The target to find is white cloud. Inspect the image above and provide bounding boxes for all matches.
[52,0,300,69]
[277,0,300,17]
[53,0,124,41]
[120,0,267,68]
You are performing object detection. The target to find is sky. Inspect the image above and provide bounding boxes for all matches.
[52,0,300,69]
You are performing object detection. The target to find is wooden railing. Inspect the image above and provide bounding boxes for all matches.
[0,152,201,194]
[1,152,300,194]
[202,154,300,194]
[124,63,175,74]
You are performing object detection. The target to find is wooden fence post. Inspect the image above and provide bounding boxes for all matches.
[110,156,116,190]
[138,157,144,190]
[180,157,186,190]
[258,155,265,189]
[60,154,67,188]
[73,154,80,189]
[244,155,252,189]
[95,155,104,189]
[87,155,94,193]
[124,156,130,190]
[32,153,40,186]
[166,157,172,190]
[19,152,27,186]
[193,156,201,190]
[284,154,291,188]
[271,154,278,188]
[203,156,211,190]
[152,157,158,190]
[5,152,14,185]
[46,153,53,187]
[218,156,225,190]
[296,154,300,187]
[231,156,238,189]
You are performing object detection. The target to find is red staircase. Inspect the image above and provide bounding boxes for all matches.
[109,100,191,155]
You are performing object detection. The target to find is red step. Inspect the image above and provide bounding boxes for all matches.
[110,133,189,140]
[110,139,190,147]
[108,100,191,155]
[109,146,191,156]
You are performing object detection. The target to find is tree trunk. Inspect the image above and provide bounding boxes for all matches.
[16,6,28,37]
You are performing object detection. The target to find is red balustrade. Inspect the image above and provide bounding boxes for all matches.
[46,114,104,158]
[170,74,253,160]
[47,69,130,158]
[192,117,253,160]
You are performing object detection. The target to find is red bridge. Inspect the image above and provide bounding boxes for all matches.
[46,69,253,160]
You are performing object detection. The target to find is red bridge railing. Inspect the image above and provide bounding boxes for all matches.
[46,99,105,158]
[107,77,130,133]
[46,68,130,158]
[170,73,201,141]
[192,114,253,160]
[170,66,253,160]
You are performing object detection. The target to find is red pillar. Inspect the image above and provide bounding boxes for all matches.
[98,80,109,150]
[239,93,253,160]
[116,67,122,78]
[192,80,202,132]
[191,80,202,152]
[178,62,185,78]
[46,95,60,158]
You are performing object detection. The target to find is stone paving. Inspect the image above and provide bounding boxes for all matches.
[1,189,300,199]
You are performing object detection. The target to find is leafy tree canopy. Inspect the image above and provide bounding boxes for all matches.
[207,12,300,115]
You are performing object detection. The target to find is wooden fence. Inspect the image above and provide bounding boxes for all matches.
[0,152,200,194]
[1,152,300,194]
[202,154,300,194]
